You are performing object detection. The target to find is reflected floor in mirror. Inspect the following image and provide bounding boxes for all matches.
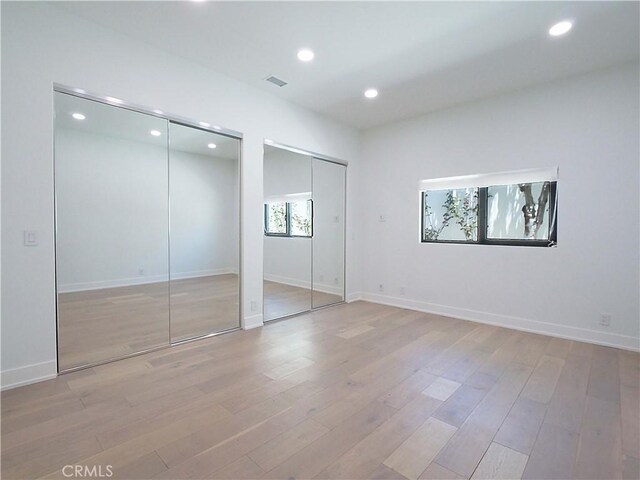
[263,280,342,321]
[58,274,239,370]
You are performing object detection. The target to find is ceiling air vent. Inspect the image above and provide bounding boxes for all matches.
[265,75,288,87]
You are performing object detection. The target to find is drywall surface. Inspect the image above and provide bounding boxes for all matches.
[360,63,640,349]
[1,2,360,388]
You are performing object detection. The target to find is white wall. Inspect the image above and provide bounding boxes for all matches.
[0,2,361,388]
[360,63,640,350]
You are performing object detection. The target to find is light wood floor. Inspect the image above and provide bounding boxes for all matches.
[2,302,638,480]
[59,276,339,370]
[263,280,343,321]
[58,275,240,370]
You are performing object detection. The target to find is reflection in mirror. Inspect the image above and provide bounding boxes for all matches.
[169,123,240,341]
[263,145,312,321]
[55,92,170,370]
[312,159,346,308]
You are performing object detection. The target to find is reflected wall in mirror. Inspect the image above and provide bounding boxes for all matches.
[263,145,312,321]
[312,158,346,308]
[55,92,170,370]
[169,123,240,341]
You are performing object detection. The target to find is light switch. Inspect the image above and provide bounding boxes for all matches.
[24,230,38,246]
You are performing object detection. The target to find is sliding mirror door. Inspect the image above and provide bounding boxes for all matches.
[263,145,312,321]
[312,159,346,308]
[169,123,240,341]
[55,92,170,370]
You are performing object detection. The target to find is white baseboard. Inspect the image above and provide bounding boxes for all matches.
[58,268,236,293]
[361,292,640,352]
[1,360,57,391]
[242,314,264,330]
[264,273,343,296]
[346,292,364,303]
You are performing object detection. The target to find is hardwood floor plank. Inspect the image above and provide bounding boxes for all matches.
[493,397,546,455]
[573,395,623,479]
[422,378,461,402]
[543,353,590,434]
[587,346,621,403]
[434,361,534,478]
[383,417,457,480]
[419,463,465,480]
[432,383,491,428]
[470,442,528,480]
[319,395,442,479]
[262,401,397,479]
[620,383,640,457]
[247,418,329,472]
[211,455,264,479]
[520,355,564,404]
[522,423,578,480]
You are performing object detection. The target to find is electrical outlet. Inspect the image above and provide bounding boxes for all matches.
[334,277,339,285]
[378,284,384,292]
[378,214,386,223]
[23,230,38,246]
[599,313,612,327]
[250,301,257,312]
[400,286,406,296]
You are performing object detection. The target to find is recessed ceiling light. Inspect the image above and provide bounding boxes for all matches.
[73,88,86,94]
[71,113,86,120]
[213,125,221,130]
[207,143,217,149]
[265,139,274,144]
[150,130,162,137]
[199,121,210,128]
[153,109,164,115]
[105,96,123,104]
[549,20,572,37]
[297,49,315,62]
[364,88,379,99]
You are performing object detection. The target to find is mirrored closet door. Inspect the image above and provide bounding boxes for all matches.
[169,122,240,341]
[263,145,313,321]
[55,93,170,371]
[55,91,241,371]
[263,143,346,322]
[312,158,346,308]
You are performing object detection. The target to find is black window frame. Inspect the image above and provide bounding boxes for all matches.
[421,181,557,247]
[264,200,313,238]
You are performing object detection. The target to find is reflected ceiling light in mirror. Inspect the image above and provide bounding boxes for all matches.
[297,49,315,62]
[549,20,572,36]
[364,88,379,99]
[207,143,217,149]
[105,96,123,104]
[71,113,86,120]
[150,130,162,137]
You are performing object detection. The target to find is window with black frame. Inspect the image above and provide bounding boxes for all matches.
[421,171,557,247]
[264,200,313,237]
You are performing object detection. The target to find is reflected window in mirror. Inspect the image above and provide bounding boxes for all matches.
[264,200,313,238]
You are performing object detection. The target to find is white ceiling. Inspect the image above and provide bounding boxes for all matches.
[53,1,639,130]
[56,92,240,159]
